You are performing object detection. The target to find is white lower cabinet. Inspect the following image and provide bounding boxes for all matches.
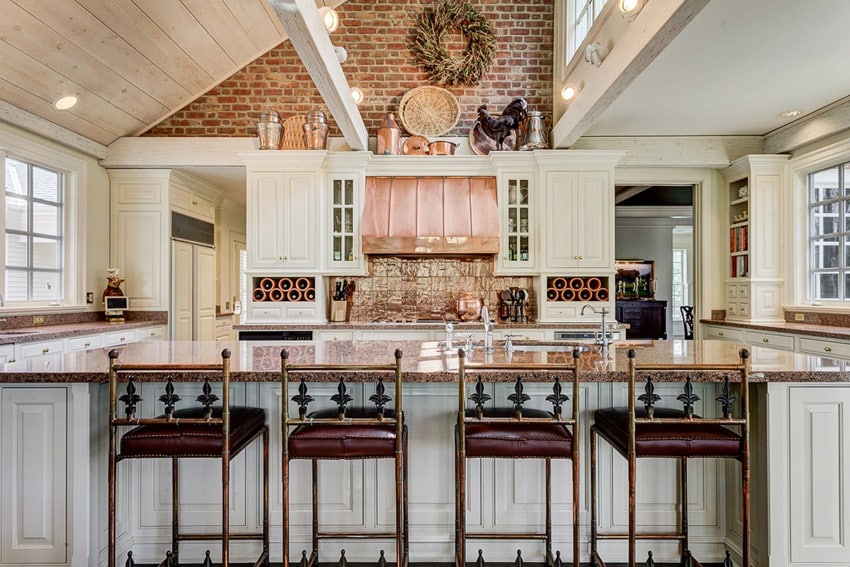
[0,384,89,567]
[766,384,850,566]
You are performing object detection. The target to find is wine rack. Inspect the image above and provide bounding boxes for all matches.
[252,276,316,302]
[545,276,609,302]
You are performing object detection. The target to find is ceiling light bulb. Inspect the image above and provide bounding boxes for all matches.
[561,85,578,102]
[53,95,78,110]
[350,87,364,105]
[319,6,339,33]
[619,0,645,20]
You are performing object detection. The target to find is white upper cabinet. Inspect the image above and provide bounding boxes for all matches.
[241,151,327,273]
[537,151,621,272]
[325,153,370,274]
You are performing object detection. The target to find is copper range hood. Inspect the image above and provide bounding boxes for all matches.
[361,176,500,255]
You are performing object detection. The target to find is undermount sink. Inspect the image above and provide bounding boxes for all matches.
[511,343,594,353]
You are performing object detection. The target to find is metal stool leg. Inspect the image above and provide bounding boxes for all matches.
[172,457,179,563]
[312,459,319,564]
[681,458,689,559]
[590,427,598,566]
[403,428,409,567]
[456,427,466,567]
[545,458,552,561]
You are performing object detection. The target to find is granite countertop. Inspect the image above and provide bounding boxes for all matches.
[0,320,165,346]
[700,318,850,341]
[1,339,847,384]
[234,321,628,331]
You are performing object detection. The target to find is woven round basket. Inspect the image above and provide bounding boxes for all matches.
[398,86,460,137]
[281,115,307,149]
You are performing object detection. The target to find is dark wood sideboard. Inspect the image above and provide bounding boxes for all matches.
[616,299,667,340]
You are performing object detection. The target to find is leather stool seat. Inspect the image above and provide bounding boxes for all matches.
[464,408,573,458]
[120,407,266,458]
[593,407,742,459]
[289,408,402,459]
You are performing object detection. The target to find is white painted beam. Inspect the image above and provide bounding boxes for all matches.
[552,0,710,149]
[0,100,108,159]
[765,94,850,154]
[614,185,651,204]
[268,0,368,151]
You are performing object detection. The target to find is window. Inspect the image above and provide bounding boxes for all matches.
[568,0,605,60]
[4,157,64,302]
[671,248,688,318]
[808,162,850,301]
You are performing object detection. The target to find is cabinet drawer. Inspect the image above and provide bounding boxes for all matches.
[137,326,166,341]
[17,340,65,359]
[102,331,134,347]
[798,337,850,359]
[67,335,102,352]
[702,325,743,342]
[744,329,795,351]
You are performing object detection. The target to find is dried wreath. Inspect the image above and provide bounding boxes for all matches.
[409,0,495,87]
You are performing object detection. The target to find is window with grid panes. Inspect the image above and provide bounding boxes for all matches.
[808,163,850,300]
[4,157,64,302]
[568,0,605,60]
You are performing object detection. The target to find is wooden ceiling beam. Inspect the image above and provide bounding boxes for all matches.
[552,0,710,149]
[0,100,107,159]
[269,0,368,151]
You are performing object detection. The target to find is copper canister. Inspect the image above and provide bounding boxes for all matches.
[376,112,401,155]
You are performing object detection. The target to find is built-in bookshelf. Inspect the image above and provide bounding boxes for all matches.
[729,177,750,278]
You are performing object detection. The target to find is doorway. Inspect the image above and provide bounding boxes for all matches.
[614,185,694,340]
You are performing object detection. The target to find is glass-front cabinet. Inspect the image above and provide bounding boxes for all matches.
[331,177,355,264]
[494,160,537,275]
[325,153,369,274]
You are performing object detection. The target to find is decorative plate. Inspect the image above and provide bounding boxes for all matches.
[469,121,517,155]
[398,86,460,137]
[401,135,430,155]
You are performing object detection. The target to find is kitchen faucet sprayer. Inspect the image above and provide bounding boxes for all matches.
[582,303,612,356]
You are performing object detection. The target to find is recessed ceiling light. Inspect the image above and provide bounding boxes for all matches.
[780,109,803,119]
[350,87,364,105]
[619,0,646,20]
[53,95,78,110]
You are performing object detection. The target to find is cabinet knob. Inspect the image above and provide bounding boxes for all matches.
[763,338,769,343]
[825,346,832,353]
[42,348,49,354]
[192,200,198,205]
[120,336,126,341]
[84,342,91,347]
[718,331,725,336]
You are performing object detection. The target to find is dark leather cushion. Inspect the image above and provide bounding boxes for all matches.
[120,407,266,458]
[463,407,573,459]
[288,408,402,459]
[593,406,743,459]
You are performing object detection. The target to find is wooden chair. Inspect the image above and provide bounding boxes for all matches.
[107,348,269,567]
[680,306,695,340]
[589,348,750,567]
[456,349,581,567]
[281,348,406,567]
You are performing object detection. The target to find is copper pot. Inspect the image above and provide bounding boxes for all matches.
[428,140,457,155]
[456,297,483,321]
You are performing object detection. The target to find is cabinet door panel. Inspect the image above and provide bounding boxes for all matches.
[1,387,67,565]
[250,173,286,268]
[574,171,611,268]
[283,172,318,269]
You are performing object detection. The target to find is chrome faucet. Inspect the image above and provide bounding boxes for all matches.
[581,303,612,356]
[481,305,494,351]
[503,333,517,354]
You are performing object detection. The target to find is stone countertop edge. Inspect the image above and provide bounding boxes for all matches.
[0,320,165,345]
[234,321,629,331]
[700,318,850,341]
[1,339,847,385]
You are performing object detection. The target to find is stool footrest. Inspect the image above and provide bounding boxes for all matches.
[177,531,266,541]
[317,531,398,538]
[464,532,549,540]
[593,532,686,541]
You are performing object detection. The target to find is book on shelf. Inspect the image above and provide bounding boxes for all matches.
[731,254,749,277]
[729,225,749,253]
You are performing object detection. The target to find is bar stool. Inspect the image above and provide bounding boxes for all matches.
[456,348,581,567]
[680,306,695,340]
[281,348,406,567]
[107,348,269,567]
[589,348,750,567]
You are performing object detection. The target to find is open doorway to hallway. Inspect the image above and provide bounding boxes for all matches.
[614,185,694,340]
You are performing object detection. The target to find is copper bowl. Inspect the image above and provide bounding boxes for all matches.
[428,140,457,155]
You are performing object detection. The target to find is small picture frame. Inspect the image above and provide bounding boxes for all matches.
[615,260,655,298]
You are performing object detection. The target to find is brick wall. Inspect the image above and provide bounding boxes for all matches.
[144,0,553,138]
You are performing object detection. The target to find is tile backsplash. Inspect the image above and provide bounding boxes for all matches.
[343,257,535,322]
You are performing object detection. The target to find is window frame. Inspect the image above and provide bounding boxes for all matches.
[0,136,86,311]
[789,138,850,309]
[807,163,849,301]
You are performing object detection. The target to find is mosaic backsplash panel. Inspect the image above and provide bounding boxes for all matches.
[345,257,535,322]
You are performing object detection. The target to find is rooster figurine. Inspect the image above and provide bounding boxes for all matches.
[475,98,528,151]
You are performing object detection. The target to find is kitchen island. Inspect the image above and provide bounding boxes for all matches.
[0,339,846,567]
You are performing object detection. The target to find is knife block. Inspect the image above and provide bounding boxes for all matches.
[330,300,348,322]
